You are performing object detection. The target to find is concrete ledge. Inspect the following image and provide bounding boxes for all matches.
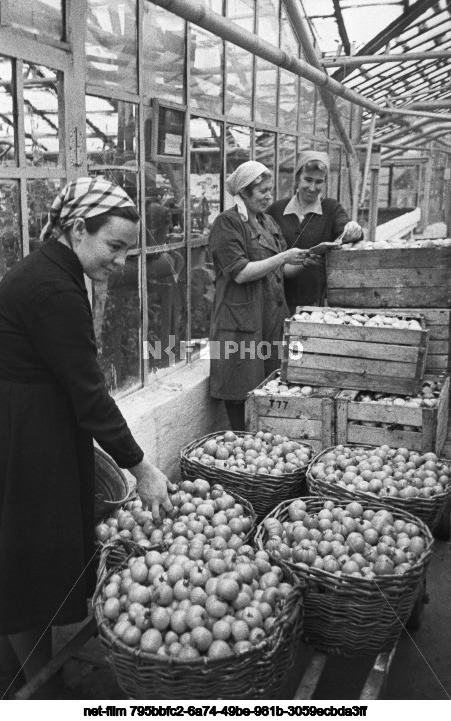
[117,359,229,481]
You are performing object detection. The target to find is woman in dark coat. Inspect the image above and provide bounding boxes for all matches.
[0,178,172,697]
[208,161,309,431]
[266,150,363,313]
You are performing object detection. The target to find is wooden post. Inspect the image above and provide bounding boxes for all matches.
[368,145,381,243]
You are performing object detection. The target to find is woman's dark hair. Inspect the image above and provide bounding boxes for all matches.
[240,171,272,198]
[83,205,140,234]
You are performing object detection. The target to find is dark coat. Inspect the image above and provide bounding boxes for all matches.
[0,240,143,633]
[208,207,288,401]
[266,197,350,308]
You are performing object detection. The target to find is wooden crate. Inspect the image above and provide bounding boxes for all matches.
[326,247,451,308]
[395,308,451,374]
[281,306,428,395]
[245,370,338,452]
[335,376,450,454]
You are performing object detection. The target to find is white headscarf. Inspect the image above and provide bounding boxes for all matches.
[226,161,270,220]
[295,151,330,176]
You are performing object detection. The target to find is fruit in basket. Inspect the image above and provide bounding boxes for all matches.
[341,236,451,250]
[95,479,254,546]
[309,445,451,500]
[262,499,429,579]
[187,431,313,476]
[101,538,294,661]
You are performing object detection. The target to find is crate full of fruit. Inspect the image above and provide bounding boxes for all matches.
[395,308,451,375]
[245,370,338,453]
[326,237,451,308]
[282,307,428,395]
[335,376,450,455]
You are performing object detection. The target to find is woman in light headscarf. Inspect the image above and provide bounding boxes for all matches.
[208,161,308,431]
[0,178,172,698]
[267,151,363,312]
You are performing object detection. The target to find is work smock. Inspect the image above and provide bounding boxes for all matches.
[208,207,288,401]
[0,239,143,634]
[266,196,350,309]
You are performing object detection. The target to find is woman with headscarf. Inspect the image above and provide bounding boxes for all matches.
[208,160,309,431]
[0,177,172,698]
[266,150,363,313]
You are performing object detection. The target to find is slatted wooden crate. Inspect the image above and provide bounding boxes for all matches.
[281,307,429,395]
[326,247,451,308]
[395,308,451,374]
[245,370,338,452]
[335,376,450,455]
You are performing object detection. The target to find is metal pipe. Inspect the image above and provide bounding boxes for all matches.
[147,0,451,129]
[408,100,451,111]
[281,0,356,158]
[323,50,451,67]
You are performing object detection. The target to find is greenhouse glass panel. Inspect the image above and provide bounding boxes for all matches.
[93,260,141,394]
[0,58,16,166]
[23,63,61,167]
[86,0,138,94]
[190,25,223,115]
[86,95,138,167]
[0,180,21,279]
[8,0,64,40]
[190,116,222,239]
[147,247,187,372]
[144,161,185,247]
[27,178,61,252]
[299,77,315,137]
[278,134,296,198]
[255,130,276,174]
[225,0,254,121]
[142,3,185,105]
[190,115,221,344]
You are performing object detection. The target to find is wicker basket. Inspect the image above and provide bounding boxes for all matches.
[307,444,451,532]
[180,431,311,519]
[94,447,135,525]
[255,496,434,656]
[93,539,306,700]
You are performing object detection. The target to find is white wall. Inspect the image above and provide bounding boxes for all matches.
[117,359,230,481]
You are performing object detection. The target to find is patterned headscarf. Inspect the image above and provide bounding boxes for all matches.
[295,151,330,176]
[40,177,137,242]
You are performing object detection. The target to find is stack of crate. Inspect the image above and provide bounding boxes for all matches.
[324,244,451,454]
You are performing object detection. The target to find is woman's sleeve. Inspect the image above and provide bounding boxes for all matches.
[27,282,144,469]
[331,201,351,238]
[209,214,249,279]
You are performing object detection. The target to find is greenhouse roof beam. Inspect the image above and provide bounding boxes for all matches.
[324,50,451,66]
[331,0,435,83]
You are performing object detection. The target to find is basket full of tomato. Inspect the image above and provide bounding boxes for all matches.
[255,496,434,656]
[180,430,314,519]
[93,534,306,699]
[307,444,451,532]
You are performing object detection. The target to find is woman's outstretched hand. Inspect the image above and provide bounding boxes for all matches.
[130,459,173,521]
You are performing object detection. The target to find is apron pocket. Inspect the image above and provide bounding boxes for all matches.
[220,300,256,332]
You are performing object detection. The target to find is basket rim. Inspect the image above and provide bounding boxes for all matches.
[254,495,434,590]
[181,430,314,483]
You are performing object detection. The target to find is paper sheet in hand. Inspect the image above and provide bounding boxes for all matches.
[307,240,342,255]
